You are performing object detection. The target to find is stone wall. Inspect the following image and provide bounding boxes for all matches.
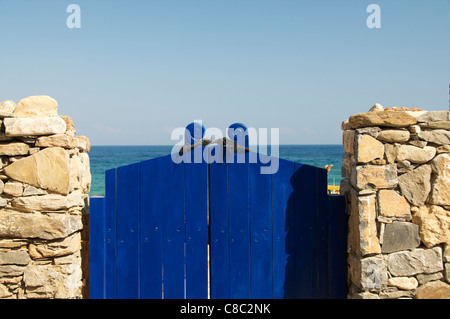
[341,104,450,299]
[0,96,90,299]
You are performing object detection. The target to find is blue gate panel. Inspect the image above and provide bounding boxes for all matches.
[249,154,273,299]
[116,163,140,299]
[185,153,208,299]
[228,155,250,299]
[89,196,105,299]
[162,160,185,299]
[316,167,329,299]
[104,168,117,299]
[90,147,347,299]
[293,163,317,298]
[209,160,230,299]
[139,156,165,299]
[272,158,295,299]
[328,194,347,299]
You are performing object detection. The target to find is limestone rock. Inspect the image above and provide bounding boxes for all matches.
[348,190,380,255]
[396,145,436,164]
[14,95,58,118]
[398,165,431,206]
[381,222,420,253]
[22,185,48,197]
[0,250,31,266]
[437,145,450,154]
[429,154,450,206]
[35,134,78,149]
[4,147,70,195]
[0,209,83,240]
[356,127,381,138]
[418,130,450,145]
[417,111,450,122]
[11,190,84,212]
[384,144,398,164]
[0,142,29,156]
[4,117,66,137]
[343,130,355,154]
[0,283,12,298]
[416,272,444,285]
[388,277,418,290]
[28,233,81,259]
[3,182,23,197]
[351,164,398,190]
[412,205,450,248]
[76,136,91,152]
[360,256,388,291]
[355,134,384,163]
[377,130,410,143]
[378,190,411,219]
[414,281,450,299]
[59,115,76,137]
[419,121,450,130]
[0,100,16,115]
[445,244,450,262]
[348,111,418,129]
[387,247,443,277]
[369,103,384,112]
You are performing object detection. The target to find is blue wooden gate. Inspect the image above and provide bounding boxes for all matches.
[89,123,346,299]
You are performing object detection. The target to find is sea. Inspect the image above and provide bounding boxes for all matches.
[88,145,344,196]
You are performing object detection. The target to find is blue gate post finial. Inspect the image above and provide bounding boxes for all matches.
[228,123,249,148]
[185,121,205,146]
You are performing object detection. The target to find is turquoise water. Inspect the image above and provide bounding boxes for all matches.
[88,145,344,196]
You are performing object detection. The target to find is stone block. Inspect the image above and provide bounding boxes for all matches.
[355,134,385,163]
[388,277,418,290]
[351,164,398,190]
[348,190,380,255]
[14,95,58,118]
[418,129,450,145]
[0,142,29,156]
[381,222,420,253]
[429,154,450,206]
[348,111,418,129]
[343,130,355,154]
[412,205,450,248]
[11,190,84,212]
[417,111,450,122]
[0,250,31,266]
[387,247,443,277]
[377,130,410,143]
[396,145,436,164]
[378,190,411,220]
[0,209,82,240]
[414,281,450,299]
[4,117,66,137]
[398,165,431,206]
[4,147,70,195]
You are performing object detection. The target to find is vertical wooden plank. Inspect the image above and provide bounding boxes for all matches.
[316,168,329,298]
[328,194,347,299]
[89,196,105,299]
[294,163,317,298]
[139,156,166,299]
[228,153,250,299]
[272,158,295,299]
[209,149,230,299]
[249,153,273,299]
[162,159,185,299]
[116,163,140,299]
[104,168,117,299]
[185,149,208,299]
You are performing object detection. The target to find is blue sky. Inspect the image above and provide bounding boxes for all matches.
[0,0,449,145]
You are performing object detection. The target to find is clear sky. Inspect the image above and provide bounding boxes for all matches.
[0,0,449,145]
